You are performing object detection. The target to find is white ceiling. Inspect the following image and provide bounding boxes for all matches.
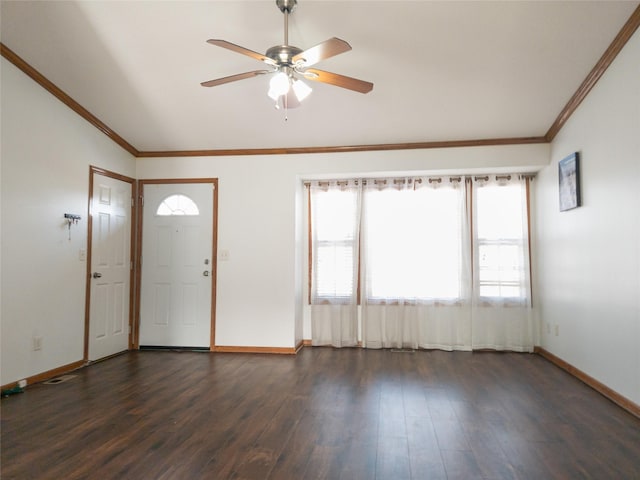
[1,1,638,153]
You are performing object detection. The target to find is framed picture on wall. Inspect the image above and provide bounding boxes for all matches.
[559,152,581,211]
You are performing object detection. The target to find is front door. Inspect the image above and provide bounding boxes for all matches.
[138,182,215,348]
[88,171,133,361]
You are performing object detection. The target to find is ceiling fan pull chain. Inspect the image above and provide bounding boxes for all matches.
[284,94,289,121]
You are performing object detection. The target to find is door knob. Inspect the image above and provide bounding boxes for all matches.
[203,270,209,277]
[92,272,102,279]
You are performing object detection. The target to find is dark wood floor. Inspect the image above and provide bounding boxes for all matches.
[2,348,639,479]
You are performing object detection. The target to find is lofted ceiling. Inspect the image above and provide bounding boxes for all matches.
[1,1,638,154]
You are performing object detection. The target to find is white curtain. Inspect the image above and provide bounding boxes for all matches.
[308,174,536,352]
[470,175,535,352]
[361,177,472,350]
[309,181,360,347]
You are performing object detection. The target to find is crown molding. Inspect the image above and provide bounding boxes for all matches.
[3,5,639,157]
[0,43,139,157]
[545,4,640,142]
[136,136,548,158]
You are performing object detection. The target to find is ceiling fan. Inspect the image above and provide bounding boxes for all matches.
[201,0,373,110]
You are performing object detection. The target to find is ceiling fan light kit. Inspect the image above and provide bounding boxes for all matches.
[201,0,373,116]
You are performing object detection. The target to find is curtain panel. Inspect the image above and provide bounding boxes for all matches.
[309,180,360,347]
[308,175,536,352]
[360,177,472,350]
[470,175,535,351]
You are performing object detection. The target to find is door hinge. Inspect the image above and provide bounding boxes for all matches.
[140,195,144,206]
[131,197,135,207]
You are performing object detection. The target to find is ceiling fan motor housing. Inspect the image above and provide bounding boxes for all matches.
[266,45,303,66]
[276,0,297,13]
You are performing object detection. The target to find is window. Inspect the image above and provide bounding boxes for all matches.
[474,179,529,301]
[156,194,199,216]
[309,183,359,303]
[308,175,531,305]
[363,182,465,302]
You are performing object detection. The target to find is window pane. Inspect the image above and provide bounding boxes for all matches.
[476,185,522,238]
[313,189,357,242]
[311,186,359,302]
[480,285,500,297]
[365,185,462,301]
[475,182,527,301]
[156,194,199,216]
[316,244,354,298]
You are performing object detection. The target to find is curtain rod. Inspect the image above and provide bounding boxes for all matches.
[304,173,536,187]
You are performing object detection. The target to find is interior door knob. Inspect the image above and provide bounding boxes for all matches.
[92,272,102,279]
[203,270,209,277]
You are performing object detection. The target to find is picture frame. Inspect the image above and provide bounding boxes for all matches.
[559,152,581,211]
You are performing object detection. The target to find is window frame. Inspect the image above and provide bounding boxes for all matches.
[307,183,361,305]
[155,193,200,216]
[307,175,533,307]
[361,181,467,304]
[472,176,533,306]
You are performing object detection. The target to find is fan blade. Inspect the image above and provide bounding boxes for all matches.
[303,68,373,94]
[201,70,271,87]
[206,39,276,65]
[292,37,352,67]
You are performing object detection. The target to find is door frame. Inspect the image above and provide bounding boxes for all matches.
[134,178,219,350]
[84,166,137,362]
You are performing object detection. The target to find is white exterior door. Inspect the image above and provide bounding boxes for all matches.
[139,183,214,348]
[88,174,132,361]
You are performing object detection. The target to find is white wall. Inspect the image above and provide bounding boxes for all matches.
[136,143,549,349]
[535,30,640,405]
[0,58,135,385]
[3,16,636,409]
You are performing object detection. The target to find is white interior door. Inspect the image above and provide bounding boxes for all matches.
[88,174,132,361]
[139,183,214,347]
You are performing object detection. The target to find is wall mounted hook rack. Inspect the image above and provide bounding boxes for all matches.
[64,213,81,240]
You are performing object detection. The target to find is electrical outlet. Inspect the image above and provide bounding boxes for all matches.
[554,325,559,337]
[219,249,230,262]
[33,336,43,351]
[79,248,87,261]
[18,379,27,388]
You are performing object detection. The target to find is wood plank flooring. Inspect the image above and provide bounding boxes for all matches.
[2,348,639,479]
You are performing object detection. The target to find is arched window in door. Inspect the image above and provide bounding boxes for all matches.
[156,194,200,216]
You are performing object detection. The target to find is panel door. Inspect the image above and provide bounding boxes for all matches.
[139,183,214,347]
[88,174,132,361]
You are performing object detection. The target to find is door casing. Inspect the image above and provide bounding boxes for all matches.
[84,166,136,361]
[134,178,219,350]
